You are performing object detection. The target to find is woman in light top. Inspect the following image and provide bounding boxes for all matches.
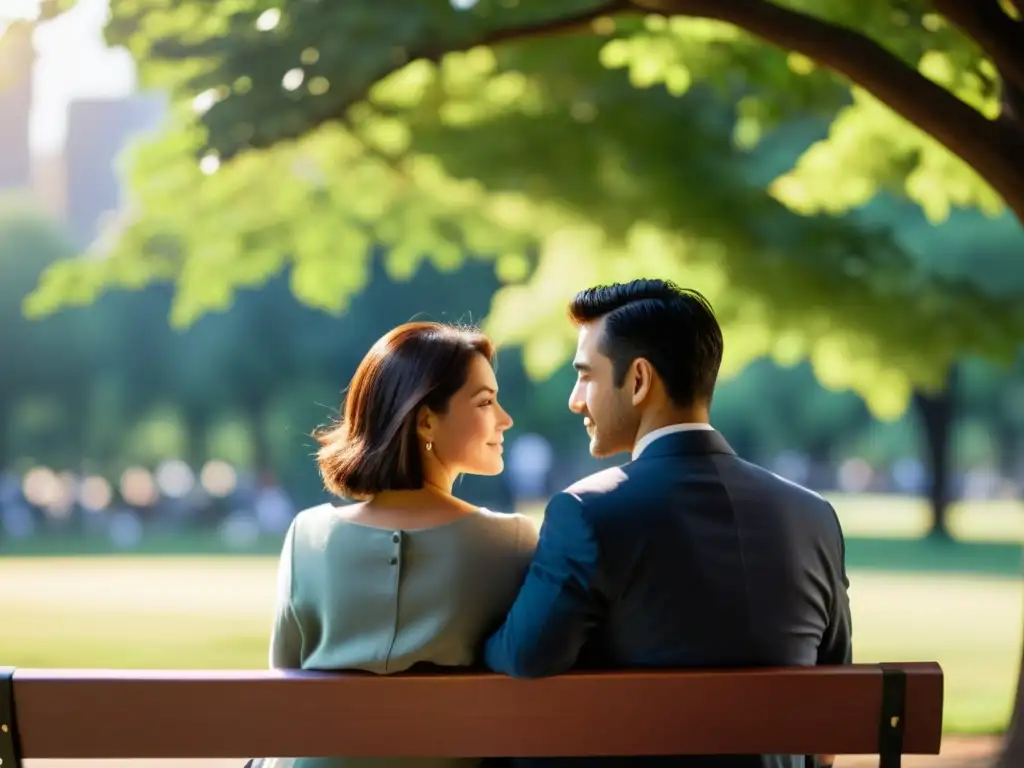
[254,321,538,768]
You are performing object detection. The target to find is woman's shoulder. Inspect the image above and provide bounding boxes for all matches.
[290,501,337,528]
[463,508,538,550]
[470,507,534,530]
[286,502,537,547]
[286,501,352,544]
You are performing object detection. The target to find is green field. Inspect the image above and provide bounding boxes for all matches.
[0,557,1019,734]
[4,493,1022,557]
[537,493,1024,545]
[2,494,1022,735]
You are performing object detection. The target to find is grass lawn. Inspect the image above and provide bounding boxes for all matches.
[1,555,1020,735]
[522,493,1024,543]
[5,493,1023,558]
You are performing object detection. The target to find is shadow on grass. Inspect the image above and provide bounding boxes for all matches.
[4,532,1022,576]
[0,532,286,557]
[846,536,1022,576]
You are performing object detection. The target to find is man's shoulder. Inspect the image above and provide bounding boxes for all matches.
[562,464,631,502]
[557,453,836,516]
[730,454,833,508]
[725,456,843,538]
[561,454,837,522]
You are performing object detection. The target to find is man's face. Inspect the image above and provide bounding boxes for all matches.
[568,319,639,458]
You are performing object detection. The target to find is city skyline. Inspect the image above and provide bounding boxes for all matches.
[2,0,134,154]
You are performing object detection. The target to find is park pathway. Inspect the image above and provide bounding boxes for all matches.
[839,735,999,766]
[25,737,1001,767]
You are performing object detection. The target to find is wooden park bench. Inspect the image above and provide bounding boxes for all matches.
[1,661,942,767]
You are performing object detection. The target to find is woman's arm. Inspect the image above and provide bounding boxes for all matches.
[484,493,604,678]
[268,518,303,669]
[516,512,540,567]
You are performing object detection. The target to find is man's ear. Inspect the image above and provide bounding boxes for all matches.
[630,358,654,406]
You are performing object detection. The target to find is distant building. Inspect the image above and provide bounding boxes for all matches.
[0,20,34,192]
[64,94,166,248]
[31,151,66,219]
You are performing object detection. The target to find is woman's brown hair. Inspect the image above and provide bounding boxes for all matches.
[314,321,494,499]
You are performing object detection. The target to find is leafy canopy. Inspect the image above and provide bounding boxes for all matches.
[23,0,1024,419]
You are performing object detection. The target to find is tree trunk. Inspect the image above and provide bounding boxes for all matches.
[64,385,89,471]
[995,423,1021,483]
[997,593,1024,768]
[911,366,959,540]
[0,399,9,472]
[185,410,210,472]
[997,373,1024,766]
[246,400,272,479]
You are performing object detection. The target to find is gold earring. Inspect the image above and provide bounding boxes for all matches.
[425,442,433,452]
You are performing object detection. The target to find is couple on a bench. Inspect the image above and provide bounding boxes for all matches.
[247,279,852,768]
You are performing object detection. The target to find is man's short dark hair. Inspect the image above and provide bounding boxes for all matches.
[568,279,723,407]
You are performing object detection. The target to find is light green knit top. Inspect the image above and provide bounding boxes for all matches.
[257,503,538,768]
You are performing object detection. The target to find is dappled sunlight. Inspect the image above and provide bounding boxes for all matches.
[3,1,1024,764]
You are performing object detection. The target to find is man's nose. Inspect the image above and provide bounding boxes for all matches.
[568,387,585,414]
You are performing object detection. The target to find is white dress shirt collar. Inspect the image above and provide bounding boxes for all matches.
[632,423,714,460]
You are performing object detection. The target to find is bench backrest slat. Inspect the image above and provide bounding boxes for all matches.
[10,662,943,758]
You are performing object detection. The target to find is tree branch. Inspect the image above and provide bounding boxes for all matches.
[206,0,1024,217]
[328,0,634,168]
[387,0,639,87]
[439,0,637,53]
[971,60,1000,100]
[338,114,413,185]
[632,0,1024,217]
[36,0,72,22]
[930,0,1024,93]
[216,0,637,161]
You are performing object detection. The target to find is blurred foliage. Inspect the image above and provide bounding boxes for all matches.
[34,1,78,22]
[23,0,1024,420]
[4,205,1023,507]
[0,200,87,466]
[86,0,1013,217]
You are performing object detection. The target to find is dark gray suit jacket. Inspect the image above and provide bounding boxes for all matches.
[484,429,852,768]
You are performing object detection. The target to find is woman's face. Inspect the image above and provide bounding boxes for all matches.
[426,354,513,477]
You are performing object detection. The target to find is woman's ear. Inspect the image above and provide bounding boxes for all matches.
[415,405,435,443]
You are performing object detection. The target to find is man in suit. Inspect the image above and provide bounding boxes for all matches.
[484,280,852,768]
